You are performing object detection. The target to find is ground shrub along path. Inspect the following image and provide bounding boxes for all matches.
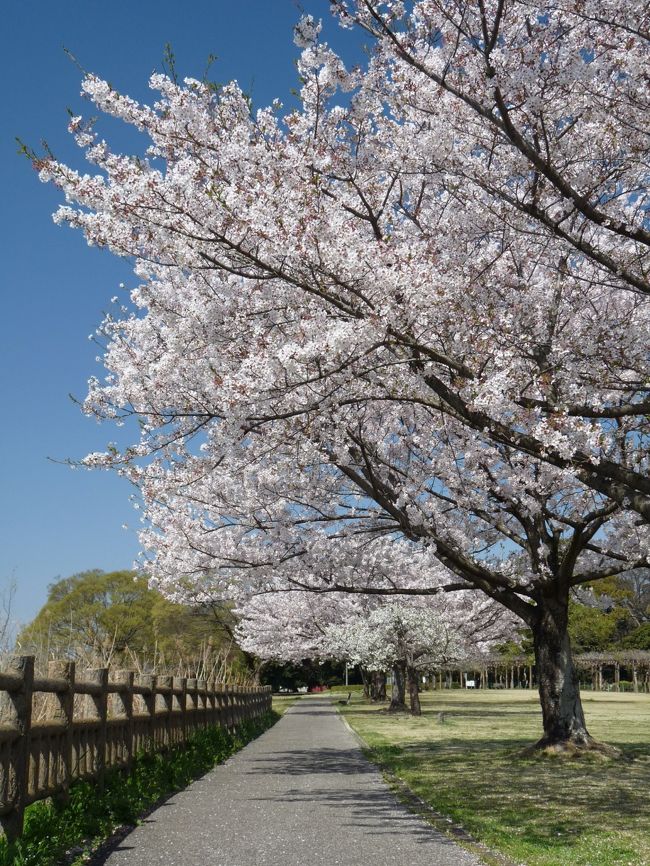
[0,711,279,866]
[337,689,650,866]
[87,695,485,866]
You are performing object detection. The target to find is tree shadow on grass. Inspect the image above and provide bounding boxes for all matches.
[373,735,650,853]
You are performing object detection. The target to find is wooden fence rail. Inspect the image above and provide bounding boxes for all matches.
[0,656,272,841]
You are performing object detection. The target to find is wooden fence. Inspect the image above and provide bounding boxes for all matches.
[0,656,272,841]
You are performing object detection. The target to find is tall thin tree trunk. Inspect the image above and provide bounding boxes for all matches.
[371,670,387,702]
[388,661,407,712]
[360,667,370,700]
[407,666,421,716]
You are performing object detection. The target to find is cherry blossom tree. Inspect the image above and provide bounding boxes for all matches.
[325,602,461,714]
[236,591,359,664]
[237,589,513,714]
[34,0,649,750]
[236,590,390,699]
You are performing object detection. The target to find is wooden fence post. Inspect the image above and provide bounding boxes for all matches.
[206,680,216,727]
[46,660,75,806]
[227,685,235,729]
[174,677,187,744]
[136,674,156,753]
[186,679,197,738]
[218,684,228,730]
[112,671,134,767]
[156,676,173,749]
[197,680,207,729]
[83,668,109,792]
[233,686,241,727]
[0,655,34,842]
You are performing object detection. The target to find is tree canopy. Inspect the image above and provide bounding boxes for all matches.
[17,569,245,675]
[35,0,649,750]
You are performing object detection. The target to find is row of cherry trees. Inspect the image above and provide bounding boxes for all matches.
[236,589,515,714]
[37,0,649,750]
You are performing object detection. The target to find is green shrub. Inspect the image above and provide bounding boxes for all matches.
[0,712,278,866]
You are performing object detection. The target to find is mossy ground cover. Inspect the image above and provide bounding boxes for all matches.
[335,689,650,866]
[0,710,279,866]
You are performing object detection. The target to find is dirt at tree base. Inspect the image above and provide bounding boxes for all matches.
[520,736,622,759]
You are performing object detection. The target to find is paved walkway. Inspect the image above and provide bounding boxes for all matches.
[95,696,484,866]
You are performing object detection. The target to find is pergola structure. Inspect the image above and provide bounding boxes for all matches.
[429,651,650,693]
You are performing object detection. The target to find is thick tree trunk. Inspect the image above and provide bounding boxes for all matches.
[531,594,616,754]
[388,661,407,712]
[407,666,421,716]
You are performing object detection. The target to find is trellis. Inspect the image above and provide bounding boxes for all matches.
[432,651,650,692]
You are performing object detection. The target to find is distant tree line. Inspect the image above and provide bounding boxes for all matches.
[15,570,253,681]
[568,573,650,654]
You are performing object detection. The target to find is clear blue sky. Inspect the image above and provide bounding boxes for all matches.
[1,1,365,628]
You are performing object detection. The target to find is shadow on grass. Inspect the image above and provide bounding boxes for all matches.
[343,701,541,720]
[369,734,650,853]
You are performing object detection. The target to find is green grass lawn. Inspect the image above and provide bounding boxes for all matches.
[335,689,650,866]
[271,693,300,715]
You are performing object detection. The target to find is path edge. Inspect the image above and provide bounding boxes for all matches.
[333,702,522,866]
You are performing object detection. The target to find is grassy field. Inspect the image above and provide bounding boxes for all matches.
[334,689,650,866]
[271,693,300,715]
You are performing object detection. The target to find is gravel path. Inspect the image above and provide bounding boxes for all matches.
[94,696,484,866]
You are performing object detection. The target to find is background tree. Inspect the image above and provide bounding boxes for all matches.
[326,602,463,715]
[238,587,514,714]
[17,569,248,676]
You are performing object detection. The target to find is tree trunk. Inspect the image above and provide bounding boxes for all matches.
[388,661,407,712]
[407,666,421,716]
[371,670,387,702]
[531,594,614,754]
[360,667,371,700]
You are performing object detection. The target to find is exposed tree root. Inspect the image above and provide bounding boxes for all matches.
[520,736,622,759]
[383,702,409,714]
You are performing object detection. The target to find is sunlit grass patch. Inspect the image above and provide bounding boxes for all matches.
[339,690,650,866]
[272,693,300,715]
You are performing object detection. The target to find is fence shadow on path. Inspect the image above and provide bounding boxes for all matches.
[245,746,376,776]
[245,742,466,851]
[250,782,462,850]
